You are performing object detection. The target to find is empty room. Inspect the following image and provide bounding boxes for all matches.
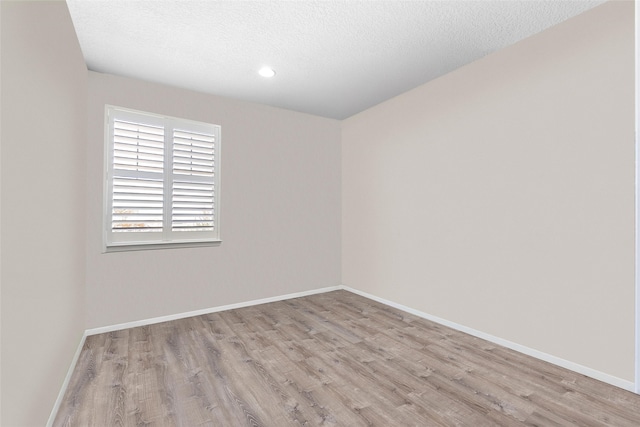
[2,0,640,425]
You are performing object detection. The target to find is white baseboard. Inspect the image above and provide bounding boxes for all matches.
[46,331,88,427]
[341,285,636,393]
[85,285,342,336]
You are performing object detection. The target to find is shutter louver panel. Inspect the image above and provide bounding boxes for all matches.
[111,118,165,234]
[171,128,216,232]
[113,120,164,173]
[172,181,215,231]
[112,177,164,232]
[173,129,215,177]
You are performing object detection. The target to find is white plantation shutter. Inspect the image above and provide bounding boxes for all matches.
[105,106,221,250]
[111,119,165,233]
[172,129,216,232]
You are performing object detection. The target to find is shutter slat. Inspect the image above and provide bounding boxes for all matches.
[113,143,163,156]
[113,216,163,222]
[113,202,163,208]
[173,212,213,217]
[114,158,163,169]
[174,129,215,141]
[173,191,213,198]
[112,226,163,233]
[113,187,163,195]
[173,152,213,161]
[114,132,163,144]
[174,144,214,154]
[173,158,214,167]
[169,209,210,215]
[115,120,164,136]
[114,134,164,146]
[173,199,213,205]
[173,225,214,231]
[112,209,163,215]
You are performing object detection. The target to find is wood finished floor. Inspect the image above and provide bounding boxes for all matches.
[54,290,640,426]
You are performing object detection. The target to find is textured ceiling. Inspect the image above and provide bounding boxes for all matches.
[66,0,606,119]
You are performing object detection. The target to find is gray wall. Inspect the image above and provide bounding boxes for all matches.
[1,1,87,425]
[342,1,635,382]
[85,72,342,328]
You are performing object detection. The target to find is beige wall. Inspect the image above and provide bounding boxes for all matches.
[1,1,87,425]
[86,72,342,328]
[342,0,635,382]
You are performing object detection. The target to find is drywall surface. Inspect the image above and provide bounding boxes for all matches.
[86,72,341,328]
[66,0,605,120]
[342,1,634,381]
[1,1,87,425]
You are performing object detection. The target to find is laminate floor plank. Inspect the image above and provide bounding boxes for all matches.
[54,290,640,426]
[441,338,640,426]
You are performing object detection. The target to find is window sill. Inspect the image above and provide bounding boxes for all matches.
[104,239,222,253]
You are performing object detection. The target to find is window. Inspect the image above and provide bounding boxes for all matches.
[104,106,221,251]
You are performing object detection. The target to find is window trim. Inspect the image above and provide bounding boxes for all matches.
[103,105,222,252]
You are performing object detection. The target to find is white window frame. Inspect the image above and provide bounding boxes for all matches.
[103,105,221,252]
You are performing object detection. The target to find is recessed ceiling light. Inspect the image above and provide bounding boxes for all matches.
[258,66,276,78]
